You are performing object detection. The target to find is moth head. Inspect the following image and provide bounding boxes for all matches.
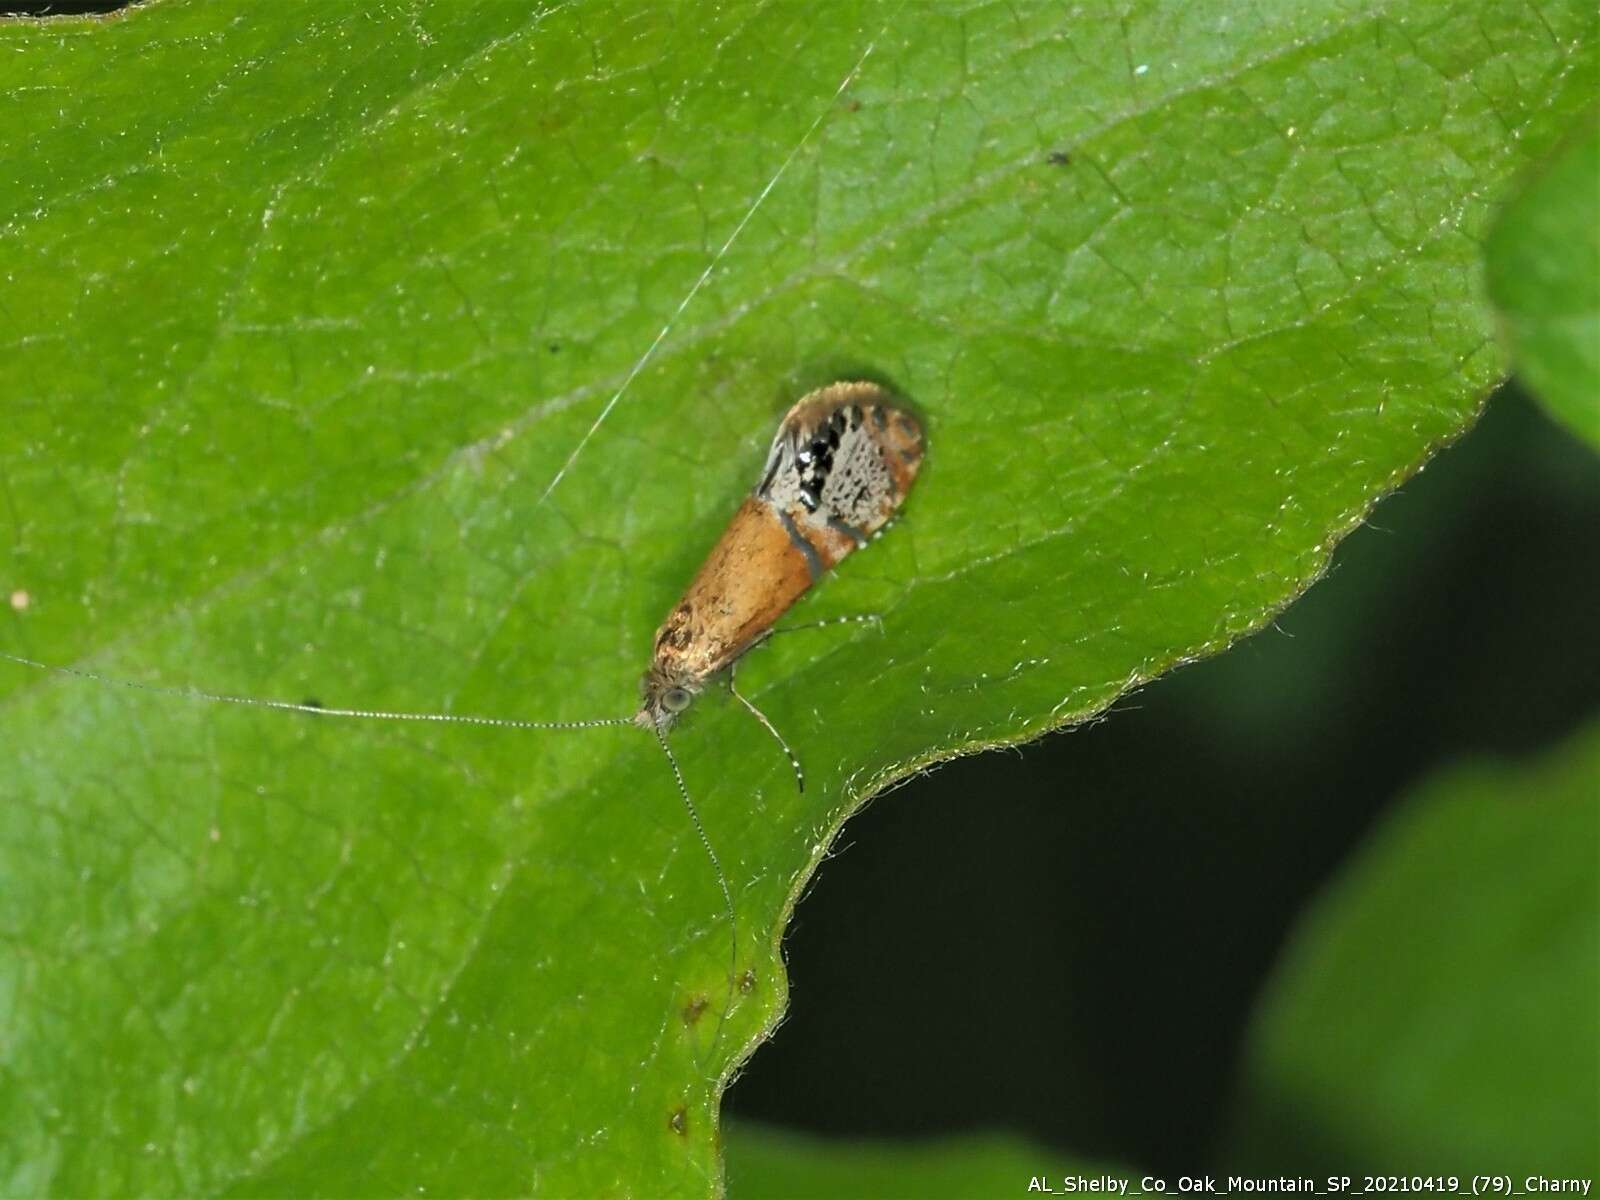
[635,665,700,731]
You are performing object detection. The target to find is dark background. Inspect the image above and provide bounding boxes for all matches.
[725,384,1600,1171]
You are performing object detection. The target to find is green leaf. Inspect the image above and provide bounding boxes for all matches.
[1487,114,1600,450]
[0,2,1592,1194]
[724,1123,1133,1199]
[1228,721,1600,1174]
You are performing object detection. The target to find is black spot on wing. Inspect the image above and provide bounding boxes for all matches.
[794,425,836,512]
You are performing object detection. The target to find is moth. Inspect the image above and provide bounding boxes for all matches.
[638,380,924,747]
[1,380,925,996]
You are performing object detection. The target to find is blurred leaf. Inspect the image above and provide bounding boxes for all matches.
[724,1123,1131,1199]
[0,1,1592,1195]
[1486,114,1600,450]
[1228,721,1600,1174]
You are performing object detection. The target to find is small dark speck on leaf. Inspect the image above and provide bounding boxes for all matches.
[738,969,757,994]
[681,994,708,1025]
[1047,150,1072,167]
[546,342,560,354]
[844,97,862,113]
[668,1105,688,1136]
[301,698,324,710]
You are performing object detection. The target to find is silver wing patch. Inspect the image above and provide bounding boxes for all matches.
[755,382,922,542]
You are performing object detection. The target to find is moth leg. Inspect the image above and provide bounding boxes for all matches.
[727,661,805,794]
[767,612,885,639]
[739,615,882,668]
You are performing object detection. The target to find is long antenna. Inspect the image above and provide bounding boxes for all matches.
[650,716,740,1040]
[533,29,890,507]
[0,650,633,730]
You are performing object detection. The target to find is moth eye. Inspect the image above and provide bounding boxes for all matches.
[662,687,694,714]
